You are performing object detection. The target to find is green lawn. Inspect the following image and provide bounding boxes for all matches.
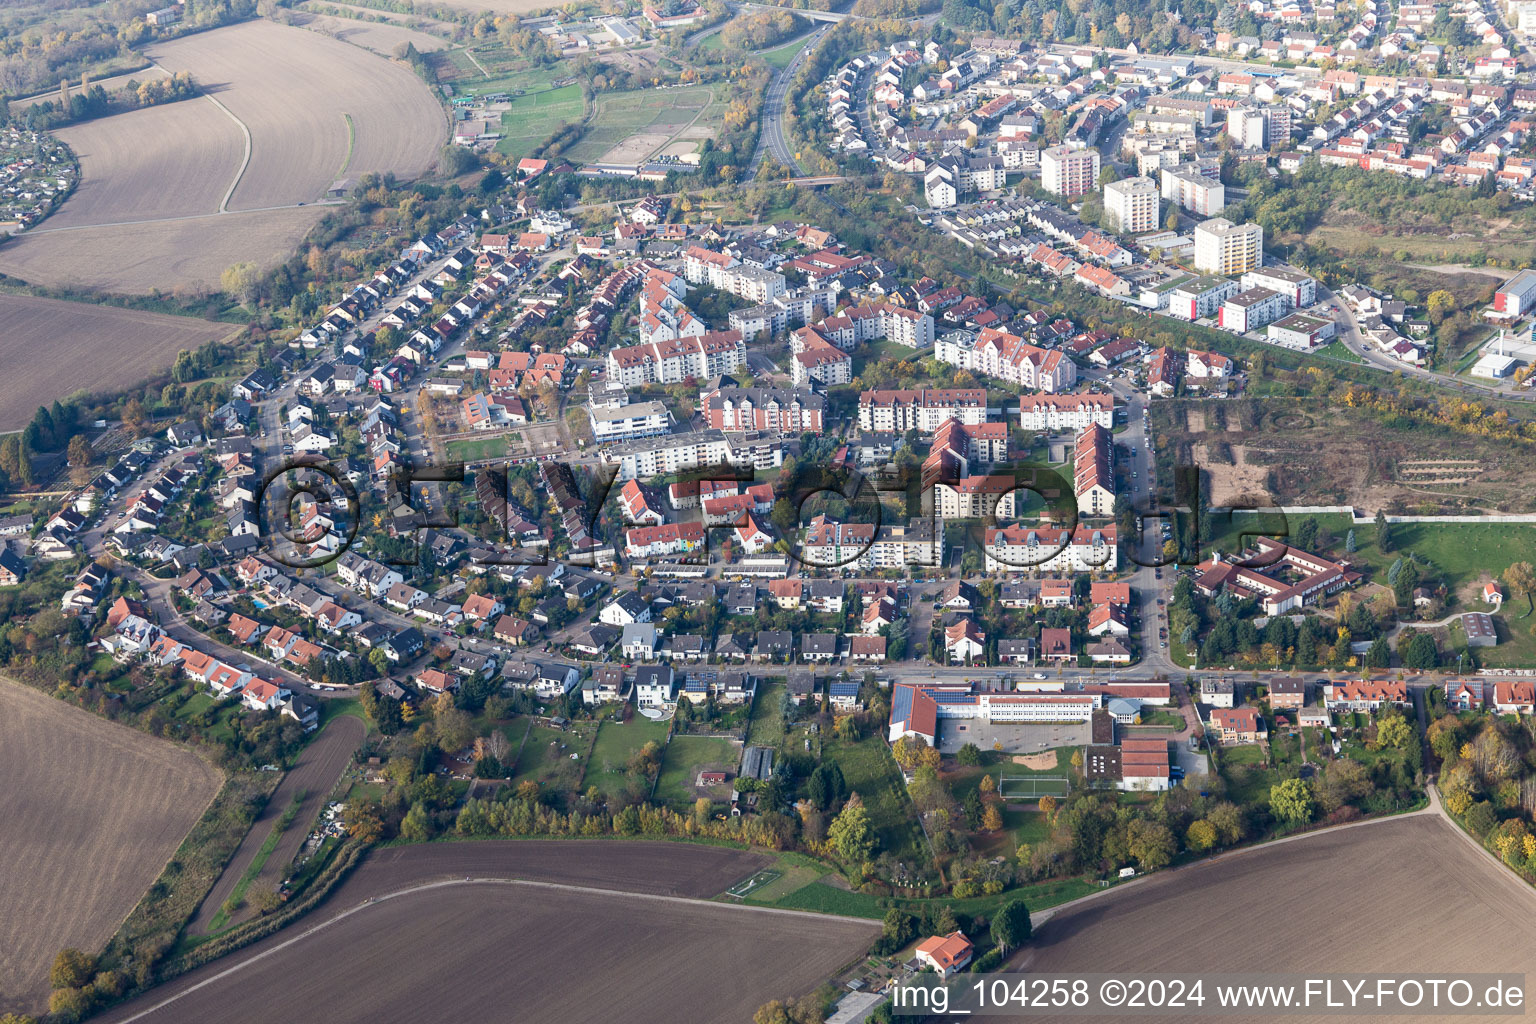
[1205,514,1536,598]
[824,735,926,862]
[746,681,787,748]
[582,719,671,798]
[1315,341,1364,363]
[445,436,508,463]
[1464,612,1536,669]
[766,873,1098,920]
[509,722,589,793]
[758,37,807,68]
[655,734,739,807]
[495,83,586,160]
[1219,744,1267,765]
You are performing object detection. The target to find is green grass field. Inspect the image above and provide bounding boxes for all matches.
[746,681,787,747]
[1207,513,1536,597]
[509,723,590,793]
[825,735,926,861]
[766,873,1098,920]
[654,734,739,806]
[445,436,508,463]
[757,37,806,68]
[496,83,586,160]
[583,718,672,798]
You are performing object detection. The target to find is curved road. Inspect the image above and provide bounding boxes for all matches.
[755,24,832,175]
[1322,282,1536,403]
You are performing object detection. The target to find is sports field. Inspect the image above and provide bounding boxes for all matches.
[495,84,586,160]
[565,85,718,165]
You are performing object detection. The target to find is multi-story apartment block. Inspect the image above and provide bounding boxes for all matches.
[1041,145,1101,197]
[859,388,989,432]
[1167,277,1242,320]
[984,524,1119,573]
[1193,218,1264,275]
[933,475,1019,519]
[588,400,672,444]
[606,331,746,387]
[1103,176,1160,234]
[601,429,786,482]
[1160,167,1226,216]
[1074,423,1115,516]
[1018,394,1116,432]
[1219,287,1292,333]
[935,329,1077,392]
[1240,267,1317,308]
[702,387,825,433]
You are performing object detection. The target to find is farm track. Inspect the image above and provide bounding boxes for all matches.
[188,716,365,936]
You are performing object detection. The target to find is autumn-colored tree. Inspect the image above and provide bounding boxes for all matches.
[981,804,1004,832]
[1186,819,1217,852]
[49,948,94,991]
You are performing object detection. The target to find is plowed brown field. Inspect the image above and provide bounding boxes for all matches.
[0,679,221,1014]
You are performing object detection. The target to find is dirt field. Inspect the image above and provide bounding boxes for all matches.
[46,102,246,229]
[0,294,239,428]
[1014,812,1536,1023]
[189,716,365,934]
[103,884,874,1024]
[97,841,863,1024]
[288,9,451,54]
[146,20,444,211]
[1159,402,1536,514]
[0,679,222,1013]
[0,206,324,295]
[0,18,439,294]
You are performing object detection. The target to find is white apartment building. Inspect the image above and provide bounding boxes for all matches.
[1160,167,1226,216]
[935,329,1077,392]
[602,429,786,482]
[1193,218,1264,275]
[1018,394,1116,432]
[984,524,1119,573]
[1167,276,1242,320]
[588,400,672,444]
[1219,286,1292,333]
[933,476,1019,519]
[684,245,788,302]
[606,331,746,387]
[1240,266,1317,307]
[1103,176,1160,234]
[1226,106,1268,149]
[859,388,989,432]
[1041,145,1100,197]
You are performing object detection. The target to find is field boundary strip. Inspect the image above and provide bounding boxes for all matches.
[164,64,257,215]
[107,875,877,1024]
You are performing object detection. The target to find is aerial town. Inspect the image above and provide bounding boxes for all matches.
[1,0,1536,1021]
